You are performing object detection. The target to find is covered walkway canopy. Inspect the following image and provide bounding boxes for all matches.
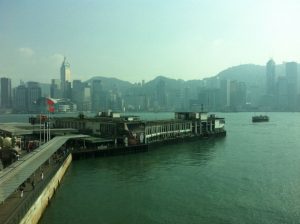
[0,134,87,203]
[0,122,78,136]
[0,123,34,136]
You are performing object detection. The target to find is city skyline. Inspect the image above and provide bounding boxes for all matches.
[1,0,300,84]
[1,58,299,87]
[1,57,300,114]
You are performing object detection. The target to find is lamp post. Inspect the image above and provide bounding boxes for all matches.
[48,111,51,141]
[39,114,42,146]
[43,117,46,144]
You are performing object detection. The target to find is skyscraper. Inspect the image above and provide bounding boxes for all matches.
[266,59,276,95]
[27,81,41,113]
[220,79,230,110]
[72,80,85,111]
[91,80,103,112]
[60,57,71,99]
[14,84,28,112]
[50,79,61,98]
[286,62,298,88]
[0,77,12,109]
[277,76,288,110]
[285,62,298,111]
[83,85,92,111]
[156,79,167,109]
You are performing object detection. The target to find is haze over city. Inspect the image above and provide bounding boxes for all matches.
[1,0,300,84]
[3,2,300,224]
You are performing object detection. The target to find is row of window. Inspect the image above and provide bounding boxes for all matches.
[56,120,86,130]
[145,122,192,135]
[99,123,115,135]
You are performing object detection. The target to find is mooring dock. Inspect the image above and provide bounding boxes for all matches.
[53,111,226,147]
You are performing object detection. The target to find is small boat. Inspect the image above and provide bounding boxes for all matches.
[252,115,269,122]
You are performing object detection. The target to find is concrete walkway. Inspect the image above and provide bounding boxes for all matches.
[0,135,87,224]
[0,159,55,224]
[0,135,87,203]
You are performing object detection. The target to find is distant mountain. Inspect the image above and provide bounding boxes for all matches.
[86,64,268,99]
[86,76,133,92]
[217,64,265,86]
[143,64,268,93]
[86,63,292,95]
[143,76,185,90]
[135,75,203,99]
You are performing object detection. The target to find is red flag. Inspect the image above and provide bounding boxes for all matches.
[46,98,56,112]
[47,98,54,105]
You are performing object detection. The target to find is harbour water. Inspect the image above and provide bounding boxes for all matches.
[2,112,300,223]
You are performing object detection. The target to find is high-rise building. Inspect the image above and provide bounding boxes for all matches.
[156,79,167,109]
[60,57,71,99]
[263,59,277,110]
[83,85,92,111]
[266,59,276,95]
[50,79,61,98]
[91,80,103,112]
[72,80,85,111]
[0,77,12,109]
[286,62,298,111]
[220,79,230,111]
[27,81,41,113]
[277,76,288,110]
[196,88,218,112]
[230,81,247,111]
[14,84,28,112]
[183,87,190,111]
[65,81,72,99]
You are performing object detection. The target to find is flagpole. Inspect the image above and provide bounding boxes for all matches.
[46,97,55,142]
[48,110,50,141]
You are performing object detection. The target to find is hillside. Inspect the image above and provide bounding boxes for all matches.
[86,76,133,92]
[217,64,265,86]
[86,63,296,95]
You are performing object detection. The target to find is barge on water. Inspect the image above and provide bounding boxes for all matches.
[52,111,226,158]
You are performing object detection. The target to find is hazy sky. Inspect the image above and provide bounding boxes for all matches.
[1,0,300,85]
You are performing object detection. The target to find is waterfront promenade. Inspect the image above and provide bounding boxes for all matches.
[0,135,86,224]
[0,156,57,224]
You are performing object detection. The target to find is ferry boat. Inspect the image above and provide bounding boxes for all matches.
[252,115,269,123]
